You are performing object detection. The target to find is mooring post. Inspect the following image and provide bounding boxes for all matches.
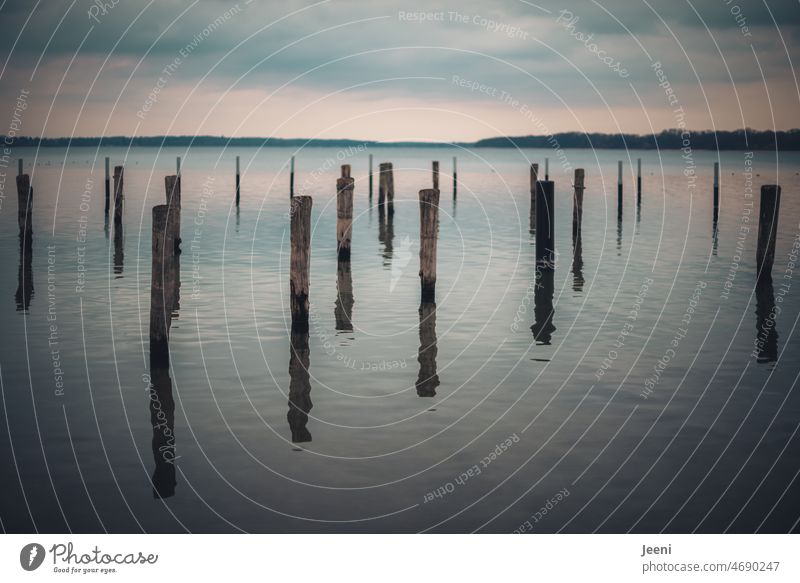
[535,180,555,267]
[617,160,623,218]
[452,156,457,197]
[290,155,295,198]
[530,163,539,231]
[104,157,110,214]
[290,196,312,329]
[713,161,720,224]
[637,158,642,205]
[113,166,124,226]
[336,177,354,261]
[756,185,781,281]
[150,205,171,363]
[16,174,32,236]
[235,155,241,207]
[573,169,585,237]
[545,157,549,181]
[341,164,351,179]
[419,188,440,302]
[432,160,439,190]
[165,175,182,255]
[369,154,373,199]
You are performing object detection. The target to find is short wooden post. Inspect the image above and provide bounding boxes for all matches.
[535,180,555,267]
[336,177,354,261]
[713,162,719,223]
[104,157,110,214]
[419,188,440,302]
[573,168,585,237]
[235,156,241,206]
[290,155,295,197]
[150,205,171,365]
[432,160,439,190]
[379,162,394,216]
[368,154,373,199]
[756,185,781,281]
[529,163,539,231]
[617,160,623,217]
[16,174,32,236]
[164,175,181,254]
[545,157,550,181]
[113,166,124,225]
[637,158,642,205]
[341,164,351,178]
[452,156,457,197]
[290,196,312,329]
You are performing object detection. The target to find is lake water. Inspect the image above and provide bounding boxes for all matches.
[1,145,799,533]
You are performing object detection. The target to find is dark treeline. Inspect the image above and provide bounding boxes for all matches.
[5,128,799,150]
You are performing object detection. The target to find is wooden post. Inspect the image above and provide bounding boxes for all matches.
[432,160,439,190]
[529,163,539,231]
[637,158,642,205]
[341,164,351,178]
[756,185,781,281]
[290,155,295,197]
[369,154,373,199]
[290,196,312,329]
[150,205,171,364]
[452,156,457,198]
[165,175,181,254]
[379,162,394,216]
[713,162,719,223]
[176,156,181,177]
[104,157,110,214]
[336,177,354,261]
[113,166,124,226]
[535,180,555,267]
[573,169,585,237]
[235,156,240,206]
[16,174,32,236]
[617,160,623,218]
[545,157,549,181]
[419,188,440,302]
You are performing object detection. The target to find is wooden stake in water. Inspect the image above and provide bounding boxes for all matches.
[341,164,351,179]
[150,205,172,364]
[452,156,457,198]
[16,174,32,236]
[235,156,241,207]
[104,157,110,215]
[617,160,623,218]
[432,160,439,190]
[573,168,585,237]
[713,162,720,224]
[419,188,440,302]
[379,162,394,216]
[369,154,373,199]
[637,158,642,205]
[113,166,124,226]
[756,185,781,281]
[529,163,539,231]
[336,177,354,261]
[535,180,555,267]
[290,155,295,198]
[165,175,182,255]
[290,196,312,329]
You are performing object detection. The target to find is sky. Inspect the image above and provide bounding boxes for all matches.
[0,0,798,142]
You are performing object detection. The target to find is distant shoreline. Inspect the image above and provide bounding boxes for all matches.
[5,129,799,150]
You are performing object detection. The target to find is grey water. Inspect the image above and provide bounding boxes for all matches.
[1,146,799,533]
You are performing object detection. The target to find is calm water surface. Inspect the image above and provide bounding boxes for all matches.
[1,146,799,533]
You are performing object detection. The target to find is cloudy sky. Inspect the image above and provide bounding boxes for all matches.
[1,0,798,141]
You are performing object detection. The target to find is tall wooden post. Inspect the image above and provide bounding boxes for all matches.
[235,156,241,207]
[573,169,585,237]
[336,177,354,261]
[419,188,440,302]
[756,185,781,281]
[535,180,555,267]
[104,157,110,214]
[529,163,539,231]
[165,175,181,254]
[637,158,642,205]
[452,156,457,198]
[290,155,295,198]
[150,205,171,364]
[341,164,351,179]
[432,160,439,190]
[113,166,124,226]
[369,154,373,199]
[617,160,623,218]
[290,196,312,329]
[713,162,719,224]
[16,174,32,236]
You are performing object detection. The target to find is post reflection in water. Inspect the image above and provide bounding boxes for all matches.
[416,302,440,397]
[571,230,584,294]
[378,213,394,267]
[531,264,556,345]
[287,327,313,443]
[334,260,354,332]
[616,215,622,256]
[16,230,34,312]
[149,345,176,499]
[113,225,124,276]
[754,279,779,364]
